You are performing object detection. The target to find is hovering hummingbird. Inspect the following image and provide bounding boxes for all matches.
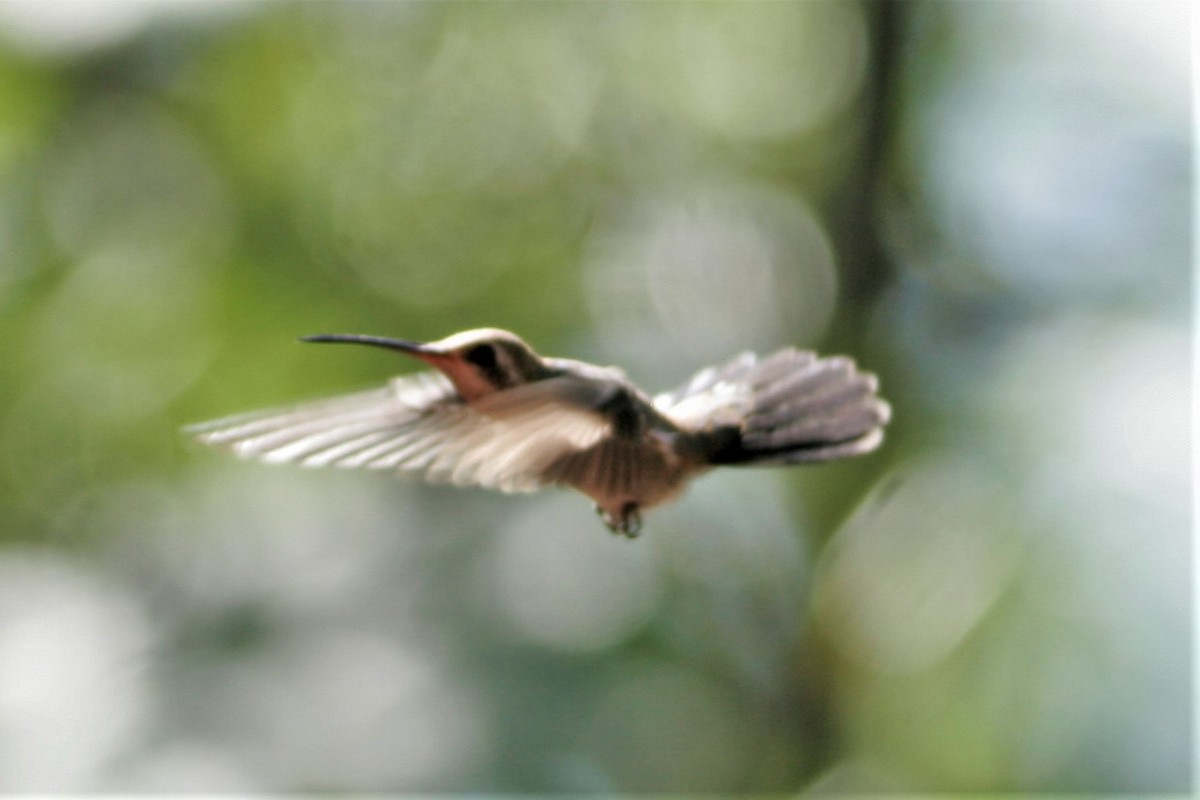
[187,328,890,536]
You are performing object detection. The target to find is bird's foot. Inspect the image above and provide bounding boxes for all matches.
[597,502,642,538]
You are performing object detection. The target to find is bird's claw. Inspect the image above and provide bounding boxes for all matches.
[597,502,642,538]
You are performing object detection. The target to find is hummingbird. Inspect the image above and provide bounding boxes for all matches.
[187,328,891,536]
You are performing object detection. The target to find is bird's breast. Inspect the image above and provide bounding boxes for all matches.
[543,428,699,513]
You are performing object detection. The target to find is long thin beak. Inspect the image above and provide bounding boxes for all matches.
[300,333,443,360]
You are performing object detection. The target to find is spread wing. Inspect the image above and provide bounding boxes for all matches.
[186,373,615,493]
[654,348,891,465]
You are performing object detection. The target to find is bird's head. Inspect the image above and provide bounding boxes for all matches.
[301,328,552,400]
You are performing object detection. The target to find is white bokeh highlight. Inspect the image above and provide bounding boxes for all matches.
[585,182,837,378]
[0,551,151,791]
[481,494,662,653]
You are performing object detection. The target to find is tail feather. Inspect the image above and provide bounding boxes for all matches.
[751,354,853,410]
[742,401,886,452]
[746,349,816,390]
[655,351,759,408]
[752,370,878,430]
[667,348,889,466]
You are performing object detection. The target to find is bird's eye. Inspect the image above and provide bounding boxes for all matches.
[464,344,497,370]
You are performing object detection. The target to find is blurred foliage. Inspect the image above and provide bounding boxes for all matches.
[0,0,1190,793]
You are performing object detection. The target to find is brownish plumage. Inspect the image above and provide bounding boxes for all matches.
[187,329,890,536]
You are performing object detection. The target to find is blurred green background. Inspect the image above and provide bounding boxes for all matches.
[0,0,1190,793]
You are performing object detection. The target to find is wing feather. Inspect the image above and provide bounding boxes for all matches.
[186,372,614,494]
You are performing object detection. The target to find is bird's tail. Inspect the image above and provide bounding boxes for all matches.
[701,349,891,466]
